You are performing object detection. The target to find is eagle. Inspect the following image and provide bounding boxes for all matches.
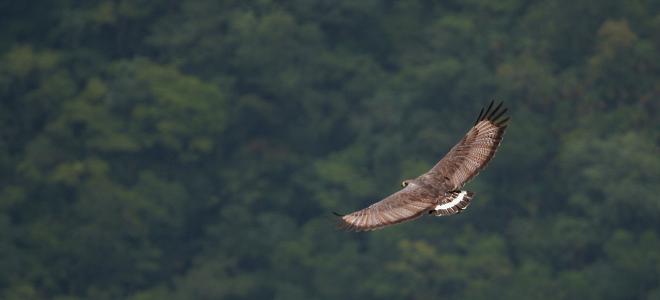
[334,101,509,231]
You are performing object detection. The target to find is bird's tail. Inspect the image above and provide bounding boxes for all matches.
[432,190,474,216]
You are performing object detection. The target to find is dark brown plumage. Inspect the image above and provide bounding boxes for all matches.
[334,101,509,231]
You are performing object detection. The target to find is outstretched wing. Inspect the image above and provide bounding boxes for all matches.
[335,185,436,231]
[429,101,509,190]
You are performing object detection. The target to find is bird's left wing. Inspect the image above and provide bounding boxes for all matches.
[335,185,436,231]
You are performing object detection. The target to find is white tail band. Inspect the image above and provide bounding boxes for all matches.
[435,191,467,210]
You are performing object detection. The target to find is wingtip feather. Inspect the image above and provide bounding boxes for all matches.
[496,116,510,126]
[487,101,504,119]
[474,107,484,125]
[491,107,508,122]
[482,100,495,121]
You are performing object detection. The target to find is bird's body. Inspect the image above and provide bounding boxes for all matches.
[335,101,509,231]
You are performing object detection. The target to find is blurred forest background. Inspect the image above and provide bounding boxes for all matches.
[1,0,659,299]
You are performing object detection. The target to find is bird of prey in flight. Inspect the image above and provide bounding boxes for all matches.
[334,101,509,231]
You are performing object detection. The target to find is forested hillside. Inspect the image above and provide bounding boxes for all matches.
[1,1,659,299]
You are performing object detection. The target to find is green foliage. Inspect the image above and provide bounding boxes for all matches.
[0,0,658,299]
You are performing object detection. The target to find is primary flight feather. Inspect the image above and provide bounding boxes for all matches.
[334,101,509,231]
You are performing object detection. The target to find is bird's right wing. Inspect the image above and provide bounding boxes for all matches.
[335,185,436,231]
[429,101,509,190]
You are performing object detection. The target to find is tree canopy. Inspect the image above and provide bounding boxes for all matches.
[1,0,658,299]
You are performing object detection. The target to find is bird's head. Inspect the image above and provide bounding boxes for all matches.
[401,179,413,188]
